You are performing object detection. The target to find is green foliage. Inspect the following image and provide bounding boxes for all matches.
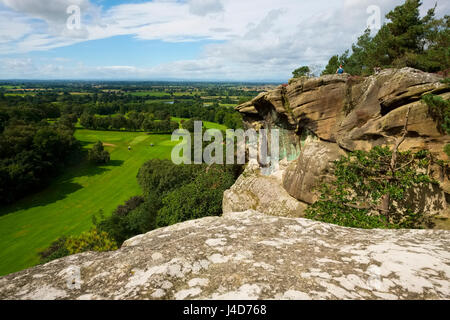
[306,198,390,229]
[292,66,311,78]
[422,94,450,134]
[181,118,200,133]
[38,236,69,264]
[65,228,118,255]
[137,159,203,196]
[9,131,173,274]
[88,141,110,164]
[322,0,449,75]
[0,121,81,204]
[445,144,450,157]
[94,196,154,244]
[96,159,241,246]
[306,146,437,229]
[322,55,341,75]
[38,228,117,264]
[156,165,236,228]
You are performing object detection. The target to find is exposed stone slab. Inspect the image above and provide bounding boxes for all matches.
[1,211,449,300]
[223,163,307,217]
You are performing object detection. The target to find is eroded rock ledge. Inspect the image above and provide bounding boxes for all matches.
[1,210,449,300]
[236,68,450,217]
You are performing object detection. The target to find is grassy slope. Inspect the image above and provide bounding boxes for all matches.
[0,129,176,276]
[171,117,228,131]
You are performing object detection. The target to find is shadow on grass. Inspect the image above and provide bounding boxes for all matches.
[0,159,125,217]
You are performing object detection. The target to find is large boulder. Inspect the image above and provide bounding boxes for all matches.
[286,74,354,141]
[1,210,449,300]
[238,68,449,158]
[223,162,307,217]
[283,136,346,204]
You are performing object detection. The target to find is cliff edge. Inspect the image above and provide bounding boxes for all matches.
[226,68,449,218]
[1,211,449,300]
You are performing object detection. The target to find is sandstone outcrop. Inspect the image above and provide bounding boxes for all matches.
[223,161,307,217]
[282,135,346,205]
[236,67,449,215]
[239,68,449,157]
[1,210,449,300]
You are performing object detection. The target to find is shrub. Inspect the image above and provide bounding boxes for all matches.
[137,159,203,196]
[422,94,450,134]
[292,66,311,78]
[39,229,117,264]
[65,228,118,255]
[88,141,110,164]
[38,236,69,264]
[306,146,438,229]
[94,195,157,244]
[99,161,240,244]
[156,165,236,228]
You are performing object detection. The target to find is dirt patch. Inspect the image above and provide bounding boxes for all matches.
[102,143,117,147]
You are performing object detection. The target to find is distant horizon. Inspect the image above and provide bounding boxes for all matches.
[0,78,284,84]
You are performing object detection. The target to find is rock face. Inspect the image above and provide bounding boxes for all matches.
[283,135,346,204]
[223,161,307,217]
[236,67,450,215]
[1,210,449,300]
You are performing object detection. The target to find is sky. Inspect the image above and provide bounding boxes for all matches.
[0,0,448,81]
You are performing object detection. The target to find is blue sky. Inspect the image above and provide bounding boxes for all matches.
[0,0,448,81]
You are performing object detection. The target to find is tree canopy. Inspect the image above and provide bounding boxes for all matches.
[322,0,449,75]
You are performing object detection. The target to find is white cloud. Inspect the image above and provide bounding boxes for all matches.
[0,0,448,80]
[189,0,224,16]
[0,0,91,24]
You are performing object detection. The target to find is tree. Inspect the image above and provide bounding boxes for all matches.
[137,159,203,196]
[88,141,110,164]
[322,55,340,75]
[292,66,311,78]
[307,106,441,229]
[80,112,94,129]
[417,14,450,72]
[306,146,438,229]
[322,0,449,75]
[58,113,77,130]
[0,121,80,204]
[111,114,126,130]
[156,165,236,228]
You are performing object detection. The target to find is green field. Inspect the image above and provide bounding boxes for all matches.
[171,117,228,131]
[129,91,200,97]
[129,91,172,97]
[0,85,21,89]
[4,93,34,97]
[0,129,177,276]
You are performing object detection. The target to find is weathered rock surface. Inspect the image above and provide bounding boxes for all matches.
[223,162,307,217]
[1,210,449,300]
[239,68,449,158]
[283,135,346,204]
[237,67,450,215]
